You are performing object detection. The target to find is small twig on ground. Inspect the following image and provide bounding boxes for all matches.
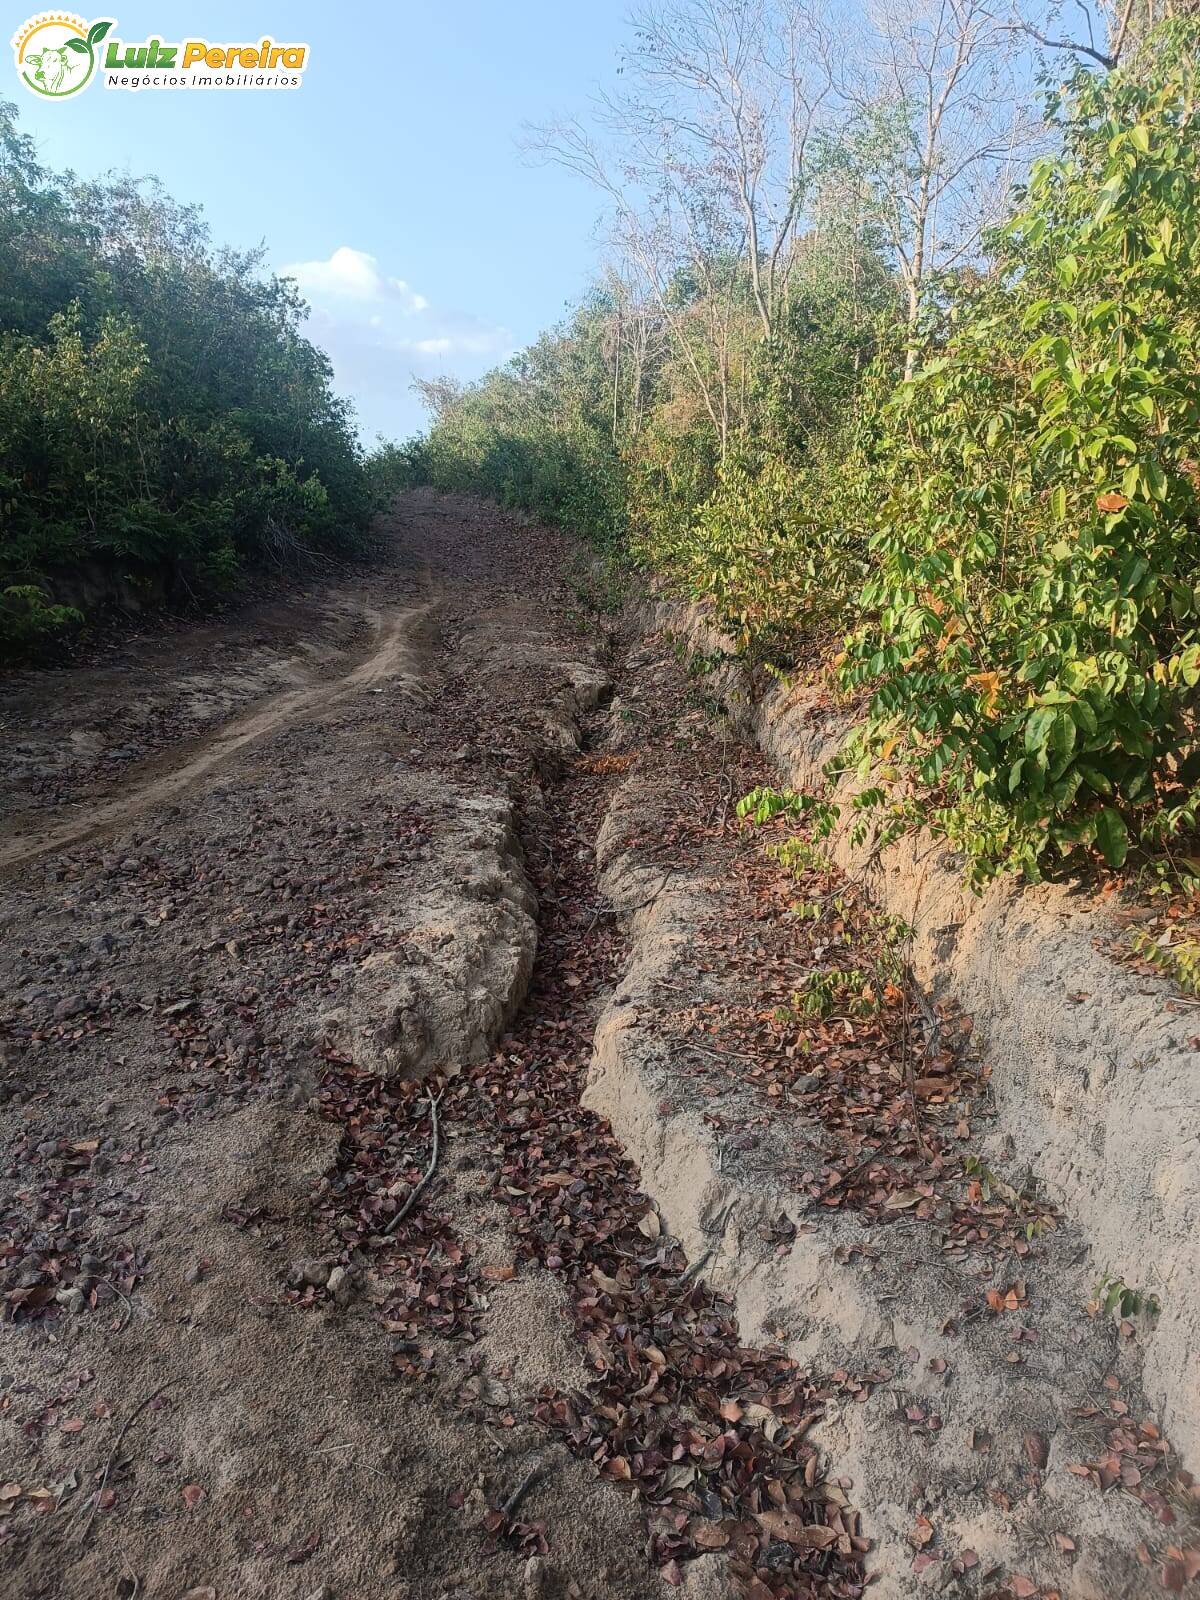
[585,868,680,936]
[96,1276,135,1333]
[500,1462,546,1521]
[678,1248,713,1285]
[383,1085,444,1235]
[899,938,930,1160]
[79,1382,173,1542]
[683,1040,761,1067]
[910,975,945,1062]
[808,1151,879,1210]
[900,989,927,1159]
[116,1544,140,1599]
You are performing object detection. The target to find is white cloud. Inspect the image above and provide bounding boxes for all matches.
[283,245,428,312]
[278,244,514,440]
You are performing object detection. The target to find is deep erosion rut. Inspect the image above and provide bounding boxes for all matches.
[1,492,1196,1600]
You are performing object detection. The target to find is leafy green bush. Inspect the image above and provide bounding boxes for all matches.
[0,586,81,658]
[839,25,1200,880]
[363,439,427,506]
[0,97,380,655]
[419,21,1200,889]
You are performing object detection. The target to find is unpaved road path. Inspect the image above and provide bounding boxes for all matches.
[0,596,437,872]
[0,496,659,1600]
[0,494,1193,1600]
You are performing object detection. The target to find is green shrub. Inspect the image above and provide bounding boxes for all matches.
[0,585,81,657]
[839,24,1200,880]
[0,97,377,655]
[417,21,1200,890]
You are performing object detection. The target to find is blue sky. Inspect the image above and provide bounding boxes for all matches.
[10,2,630,440]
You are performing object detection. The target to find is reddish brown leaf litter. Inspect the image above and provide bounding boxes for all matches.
[277,672,872,1590]
[310,1053,477,1343]
[575,627,1200,1590]
[272,578,1200,1596]
[465,766,871,1594]
[650,797,1055,1264]
[1,1128,146,1326]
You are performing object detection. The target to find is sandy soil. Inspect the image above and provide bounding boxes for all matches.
[0,495,660,1600]
[2,493,1196,1600]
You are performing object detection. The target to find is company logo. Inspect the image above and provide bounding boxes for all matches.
[11,14,309,95]
[11,13,112,97]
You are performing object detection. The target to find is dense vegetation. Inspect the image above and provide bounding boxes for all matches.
[416,7,1200,885]
[0,99,387,656]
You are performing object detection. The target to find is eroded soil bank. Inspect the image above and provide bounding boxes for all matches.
[1,493,1196,1600]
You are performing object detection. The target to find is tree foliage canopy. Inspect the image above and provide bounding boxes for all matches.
[418,11,1200,883]
[0,98,390,654]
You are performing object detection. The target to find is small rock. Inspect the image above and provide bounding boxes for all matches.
[328,1266,356,1306]
[291,1259,330,1289]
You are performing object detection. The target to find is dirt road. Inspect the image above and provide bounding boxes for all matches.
[0,495,657,1600]
[1,494,1193,1600]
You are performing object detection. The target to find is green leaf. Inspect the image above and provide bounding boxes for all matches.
[1049,711,1077,776]
[65,37,89,52]
[87,19,113,44]
[1070,699,1098,737]
[1095,808,1129,868]
[1024,707,1056,757]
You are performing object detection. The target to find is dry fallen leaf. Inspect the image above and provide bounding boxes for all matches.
[181,1483,205,1508]
[909,1513,935,1549]
[692,1521,731,1550]
[757,1508,838,1549]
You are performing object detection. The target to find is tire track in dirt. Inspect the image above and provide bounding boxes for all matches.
[0,595,439,874]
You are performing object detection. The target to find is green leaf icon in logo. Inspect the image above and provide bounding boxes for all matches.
[87,20,113,46]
